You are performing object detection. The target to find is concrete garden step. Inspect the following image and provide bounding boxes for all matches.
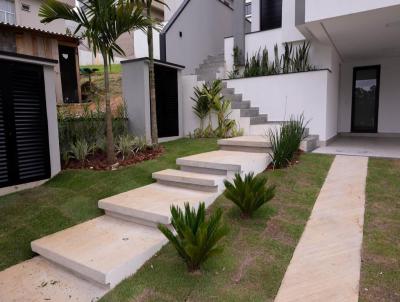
[300,135,319,152]
[152,169,225,192]
[223,93,242,102]
[218,136,272,153]
[231,100,251,109]
[177,150,269,176]
[221,87,235,94]
[31,215,167,288]
[99,183,218,227]
[250,114,269,125]
[240,107,259,117]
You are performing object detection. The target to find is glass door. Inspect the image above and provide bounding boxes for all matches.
[351,66,380,133]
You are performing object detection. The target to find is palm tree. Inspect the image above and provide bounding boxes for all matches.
[136,0,168,145]
[39,0,151,164]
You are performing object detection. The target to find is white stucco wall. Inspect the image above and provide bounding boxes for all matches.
[338,57,400,134]
[133,29,160,59]
[164,0,234,74]
[15,0,66,34]
[225,70,332,142]
[304,0,400,23]
[164,0,184,21]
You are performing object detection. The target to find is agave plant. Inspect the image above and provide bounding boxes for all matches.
[224,173,276,218]
[268,114,308,169]
[158,202,228,272]
[69,139,93,166]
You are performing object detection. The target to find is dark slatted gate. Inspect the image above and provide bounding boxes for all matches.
[0,59,50,188]
[155,64,179,138]
[260,0,283,31]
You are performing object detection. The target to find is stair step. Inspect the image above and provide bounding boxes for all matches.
[250,114,269,125]
[300,134,319,152]
[152,169,224,192]
[31,216,167,288]
[223,94,242,102]
[218,136,272,153]
[221,88,235,94]
[99,183,217,226]
[240,107,259,117]
[177,150,269,176]
[231,100,251,109]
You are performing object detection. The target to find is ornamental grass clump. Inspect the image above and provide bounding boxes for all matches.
[158,202,228,272]
[224,172,276,219]
[268,114,308,169]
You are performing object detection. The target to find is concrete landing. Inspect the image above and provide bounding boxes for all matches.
[177,150,269,175]
[274,155,368,302]
[0,256,107,302]
[218,135,272,153]
[99,183,218,225]
[31,215,167,288]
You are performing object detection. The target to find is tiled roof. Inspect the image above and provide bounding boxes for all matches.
[0,22,80,43]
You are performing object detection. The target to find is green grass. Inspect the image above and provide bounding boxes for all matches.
[100,153,334,302]
[360,159,400,302]
[0,138,218,271]
[81,64,122,74]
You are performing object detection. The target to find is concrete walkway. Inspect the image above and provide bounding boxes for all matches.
[274,155,368,302]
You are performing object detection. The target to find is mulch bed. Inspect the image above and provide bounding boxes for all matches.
[63,146,164,171]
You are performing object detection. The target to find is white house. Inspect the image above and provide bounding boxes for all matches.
[157,0,400,147]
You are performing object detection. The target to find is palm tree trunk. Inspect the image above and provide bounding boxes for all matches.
[147,1,158,144]
[103,54,115,164]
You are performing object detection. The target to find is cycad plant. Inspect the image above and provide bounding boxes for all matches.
[158,202,228,272]
[224,173,276,218]
[40,0,150,164]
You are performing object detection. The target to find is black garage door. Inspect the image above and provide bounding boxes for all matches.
[155,64,179,138]
[0,59,50,188]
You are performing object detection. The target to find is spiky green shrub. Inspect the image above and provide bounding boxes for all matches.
[268,114,308,169]
[224,173,276,218]
[115,134,136,159]
[192,86,211,131]
[158,202,228,272]
[69,139,93,166]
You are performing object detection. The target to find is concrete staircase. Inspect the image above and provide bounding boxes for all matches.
[31,141,270,291]
[193,54,319,150]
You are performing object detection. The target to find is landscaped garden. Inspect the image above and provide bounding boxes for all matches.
[0,138,218,271]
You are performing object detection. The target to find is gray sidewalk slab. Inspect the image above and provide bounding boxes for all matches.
[274,155,368,302]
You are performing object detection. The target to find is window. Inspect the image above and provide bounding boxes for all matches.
[260,0,282,31]
[0,0,15,24]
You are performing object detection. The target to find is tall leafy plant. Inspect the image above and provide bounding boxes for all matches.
[158,203,228,272]
[268,114,308,169]
[192,86,211,131]
[40,0,150,164]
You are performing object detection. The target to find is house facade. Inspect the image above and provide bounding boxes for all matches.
[159,0,400,145]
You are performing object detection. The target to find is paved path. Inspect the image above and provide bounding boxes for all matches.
[274,155,368,302]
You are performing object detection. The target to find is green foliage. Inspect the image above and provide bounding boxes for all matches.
[68,139,94,166]
[191,80,240,138]
[115,135,149,159]
[57,105,128,162]
[268,114,308,169]
[224,172,276,218]
[242,42,314,78]
[158,202,229,272]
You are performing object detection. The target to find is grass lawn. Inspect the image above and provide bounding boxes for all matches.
[81,64,122,74]
[0,138,218,271]
[360,159,400,302]
[100,153,333,302]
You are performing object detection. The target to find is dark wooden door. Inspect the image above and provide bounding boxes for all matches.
[155,64,179,138]
[0,59,50,188]
[260,0,282,31]
[351,65,380,133]
[58,45,79,103]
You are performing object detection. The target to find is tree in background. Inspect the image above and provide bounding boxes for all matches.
[40,0,151,164]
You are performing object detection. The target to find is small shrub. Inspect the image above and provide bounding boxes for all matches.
[115,134,136,159]
[268,114,308,169]
[224,173,276,218]
[158,202,228,272]
[69,139,93,166]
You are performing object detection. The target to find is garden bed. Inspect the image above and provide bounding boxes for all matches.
[63,146,164,170]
